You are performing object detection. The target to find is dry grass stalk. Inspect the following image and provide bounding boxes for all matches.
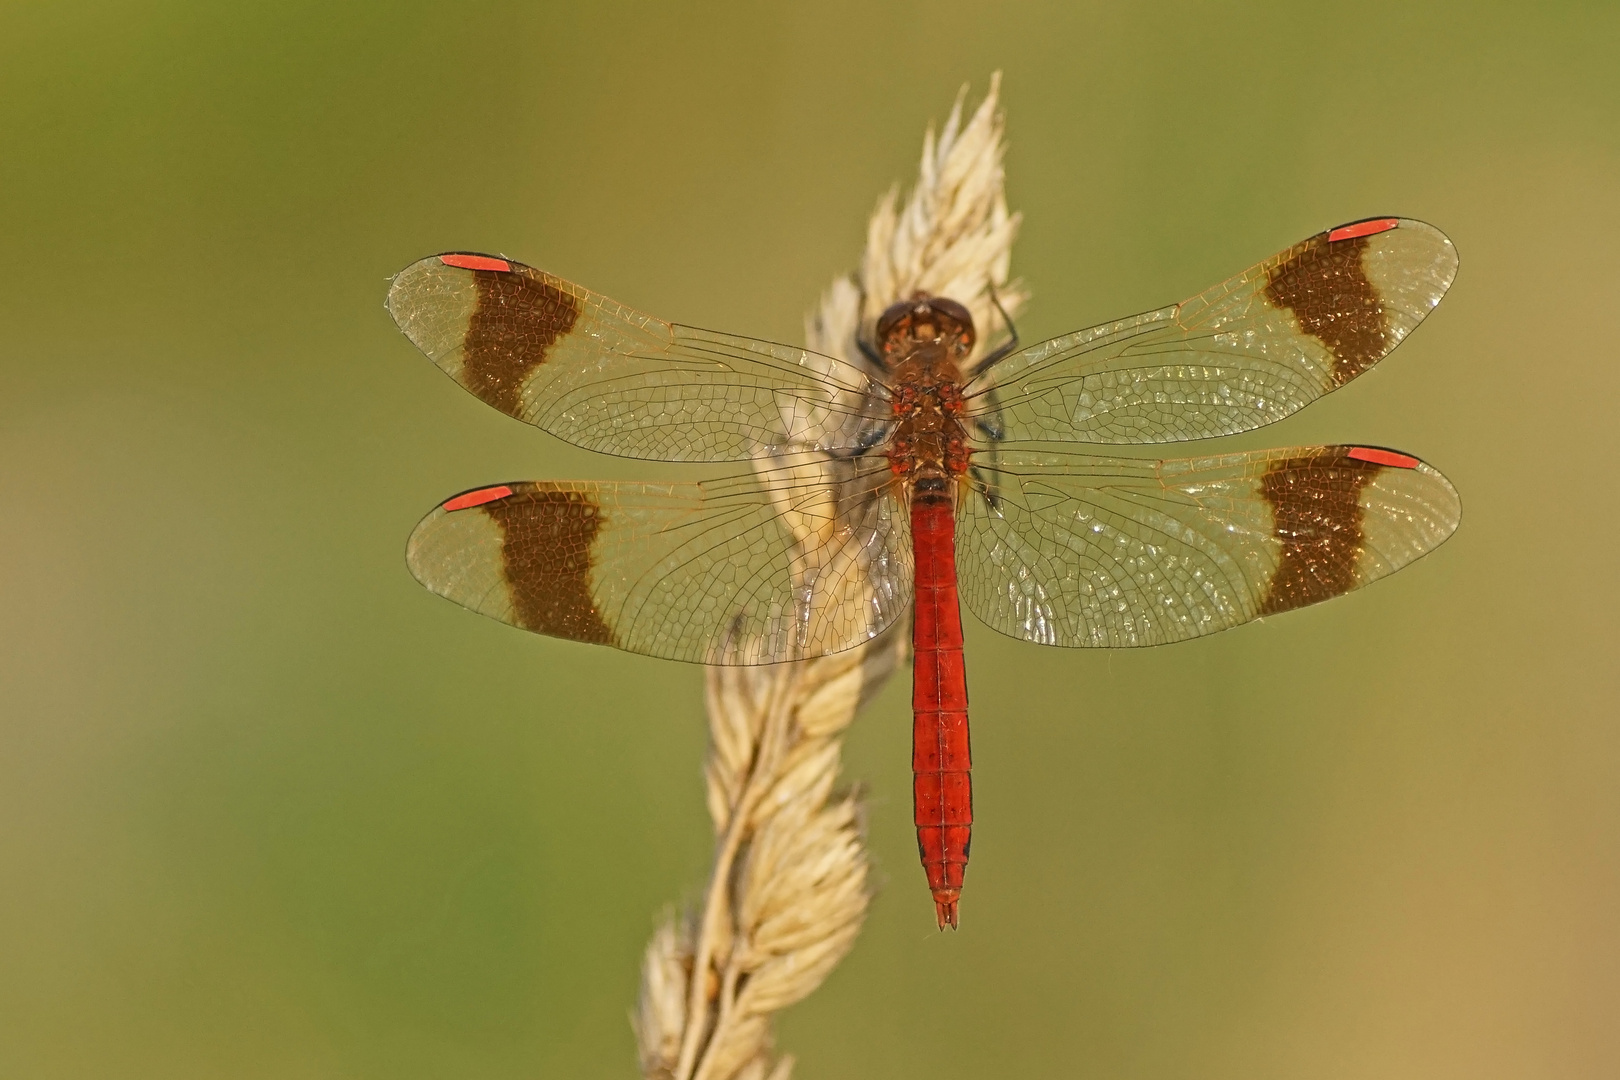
[634,74,1024,1080]
[811,69,1027,374]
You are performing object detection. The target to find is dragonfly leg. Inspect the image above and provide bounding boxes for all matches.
[968,392,1007,512]
[820,416,894,461]
[968,284,1021,377]
[973,409,1005,444]
[852,276,887,372]
[968,461,1003,513]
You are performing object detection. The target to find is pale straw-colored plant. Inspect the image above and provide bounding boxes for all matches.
[633,74,1025,1080]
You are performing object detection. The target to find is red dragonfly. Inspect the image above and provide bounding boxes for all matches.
[388,216,1460,928]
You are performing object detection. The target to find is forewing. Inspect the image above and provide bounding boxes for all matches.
[957,445,1459,647]
[387,254,887,461]
[964,218,1456,444]
[405,459,910,665]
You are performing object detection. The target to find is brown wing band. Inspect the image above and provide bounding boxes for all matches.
[480,487,615,645]
[1263,232,1388,386]
[1257,448,1384,615]
[461,267,581,417]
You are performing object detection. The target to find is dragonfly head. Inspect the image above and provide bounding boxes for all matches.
[875,294,977,368]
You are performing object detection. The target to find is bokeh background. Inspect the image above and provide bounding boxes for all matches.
[3,3,1617,1078]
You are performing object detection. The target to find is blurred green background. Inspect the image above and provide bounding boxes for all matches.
[2,2,1616,1077]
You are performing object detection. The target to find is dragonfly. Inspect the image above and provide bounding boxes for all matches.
[387,216,1460,929]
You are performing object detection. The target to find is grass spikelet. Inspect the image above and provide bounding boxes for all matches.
[811,70,1027,370]
[634,74,1023,1080]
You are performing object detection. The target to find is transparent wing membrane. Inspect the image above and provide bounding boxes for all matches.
[955,445,1460,648]
[388,255,888,462]
[406,458,911,665]
[964,219,1456,445]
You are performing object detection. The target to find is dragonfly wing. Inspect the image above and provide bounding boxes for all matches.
[387,254,887,461]
[406,458,911,665]
[956,445,1459,647]
[964,218,1456,444]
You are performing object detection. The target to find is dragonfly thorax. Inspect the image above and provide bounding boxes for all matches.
[882,302,973,494]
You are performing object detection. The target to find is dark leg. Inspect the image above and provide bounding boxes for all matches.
[850,422,892,458]
[853,277,885,372]
[969,285,1021,377]
[973,409,1005,443]
[968,457,1003,513]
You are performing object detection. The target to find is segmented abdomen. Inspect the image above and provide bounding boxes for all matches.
[910,494,972,929]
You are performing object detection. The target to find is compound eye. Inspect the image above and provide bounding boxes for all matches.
[930,297,973,328]
[930,297,976,350]
[875,300,912,345]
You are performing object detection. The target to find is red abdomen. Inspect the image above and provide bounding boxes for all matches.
[910,495,972,929]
